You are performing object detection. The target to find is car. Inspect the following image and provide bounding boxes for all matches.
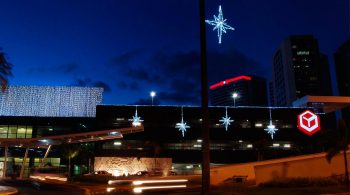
[135,171,149,176]
[93,170,112,176]
[169,171,177,175]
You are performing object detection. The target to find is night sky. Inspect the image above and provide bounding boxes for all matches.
[0,0,349,105]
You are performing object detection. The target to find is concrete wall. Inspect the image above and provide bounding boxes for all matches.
[210,161,263,185]
[210,152,349,186]
[254,152,348,185]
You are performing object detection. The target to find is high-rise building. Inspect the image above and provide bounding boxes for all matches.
[209,75,267,106]
[334,39,350,121]
[334,39,350,96]
[271,35,332,106]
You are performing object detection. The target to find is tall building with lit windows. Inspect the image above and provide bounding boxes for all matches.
[209,75,268,106]
[271,35,332,106]
[334,39,350,121]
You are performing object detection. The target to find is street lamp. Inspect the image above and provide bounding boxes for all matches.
[150,91,156,106]
[232,92,238,107]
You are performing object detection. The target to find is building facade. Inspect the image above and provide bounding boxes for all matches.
[210,75,268,107]
[334,39,350,121]
[271,35,332,106]
[0,86,333,177]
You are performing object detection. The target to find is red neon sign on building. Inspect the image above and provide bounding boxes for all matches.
[209,75,252,90]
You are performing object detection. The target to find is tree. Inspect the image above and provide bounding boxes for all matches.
[77,143,95,174]
[144,141,161,172]
[0,48,13,92]
[326,119,349,188]
[61,143,80,178]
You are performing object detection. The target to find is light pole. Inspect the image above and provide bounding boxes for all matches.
[232,92,238,107]
[150,91,156,106]
[199,0,210,193]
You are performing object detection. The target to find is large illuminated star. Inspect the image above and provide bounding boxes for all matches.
[219,107,234,131]
[264,120,278,139]
[175,117,190,137]
[205,5,235,44]
[128,108,143,127]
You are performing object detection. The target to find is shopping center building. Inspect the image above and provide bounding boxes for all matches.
[0,86,337,177]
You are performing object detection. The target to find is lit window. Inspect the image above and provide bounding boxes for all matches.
[283,144,291,148]
[272,143,280,147]
[255,123,263,127]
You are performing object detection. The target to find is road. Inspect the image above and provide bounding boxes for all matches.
[0,179,85,195]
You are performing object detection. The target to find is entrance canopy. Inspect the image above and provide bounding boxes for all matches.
[0,126,143,148]
[293,96,350,113]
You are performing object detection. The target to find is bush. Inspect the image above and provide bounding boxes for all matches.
[259,177,340,188]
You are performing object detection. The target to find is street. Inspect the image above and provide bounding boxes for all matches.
[0,179,85,195]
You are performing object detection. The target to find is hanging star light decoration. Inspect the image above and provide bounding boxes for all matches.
[128,106,143,127]
[175,107,190,137]
[219,107,234,131]
[264,108,278,139]
[205,5,235,44]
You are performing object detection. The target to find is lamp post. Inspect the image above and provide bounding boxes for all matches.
[232,92,238,107]
[150,91,156,106]
[199,0,210,193]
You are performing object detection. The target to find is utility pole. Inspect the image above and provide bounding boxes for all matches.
[199,0,210,194]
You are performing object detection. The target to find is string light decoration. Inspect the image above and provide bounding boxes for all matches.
[175,107,190,137]
[0,86,103,117]
[219,106,234,131]
[264,108,278,139]
[129,106,143,127]
[205,5,235,44]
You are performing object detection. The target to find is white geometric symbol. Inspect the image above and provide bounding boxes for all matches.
[299,111,319,132]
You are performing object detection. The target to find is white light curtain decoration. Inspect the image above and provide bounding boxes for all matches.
[175,107,190,137]
[129,106,144,127]
[219,106,234,131]
[264,108,278,139]
[0,86,103,117]
[205,5,235,44]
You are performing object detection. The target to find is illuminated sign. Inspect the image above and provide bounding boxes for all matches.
[210,75,252,90]
[297,51,310,55]
[297,110,321,136]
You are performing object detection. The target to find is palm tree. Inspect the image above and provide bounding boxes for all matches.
[0,48,13,92]
[61,143,80,178]
[144,141,161,172]
[326,118,349,188]
[77,143,95,174]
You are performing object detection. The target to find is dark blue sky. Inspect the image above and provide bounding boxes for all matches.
[0,0,349,105]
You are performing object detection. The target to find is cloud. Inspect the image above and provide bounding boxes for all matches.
[131,98,161,105]
[114,48,266,105]
[116,80,140,90]
[125,68,162,84]
[71,78,111,92]
[28,63,79,74]
[156,78,201,105]
[150,51,200,76]
[207,48,267,84]
[93,81,111,92]
[112,48,144,65]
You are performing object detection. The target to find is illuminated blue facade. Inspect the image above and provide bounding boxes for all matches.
[0,86,103,117]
